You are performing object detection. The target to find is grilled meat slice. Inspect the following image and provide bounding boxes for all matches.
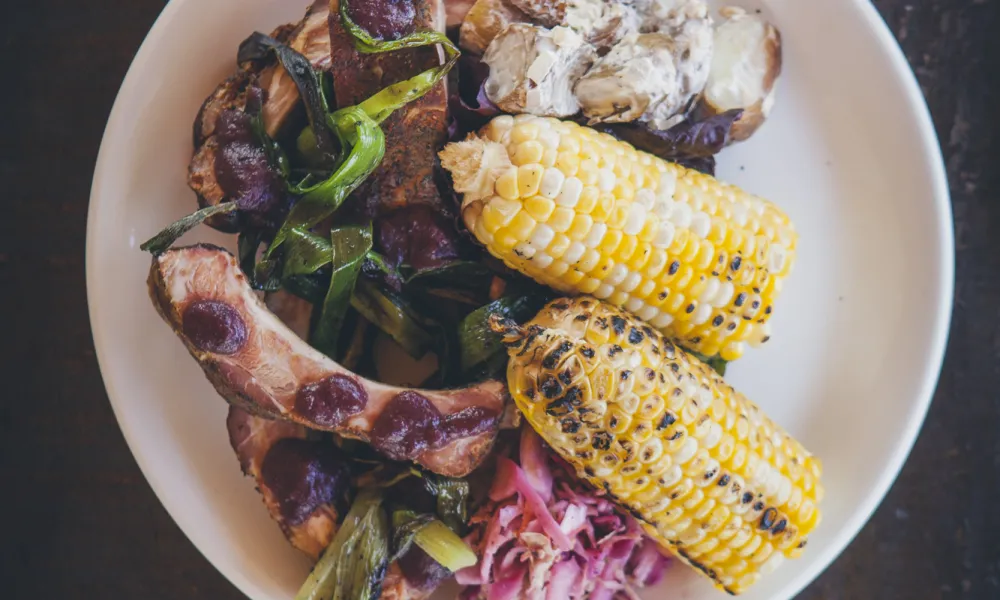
[265,290,315,340]
[328,0,449,218]
[148,245,504,477]
[188,0,331,231]
[227,407,349,558]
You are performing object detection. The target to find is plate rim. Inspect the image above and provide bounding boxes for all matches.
[85,0,955,598]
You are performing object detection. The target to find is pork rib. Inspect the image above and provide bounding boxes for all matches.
[149,245,504,477]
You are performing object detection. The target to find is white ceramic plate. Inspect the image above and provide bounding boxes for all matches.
[87,0,952,598]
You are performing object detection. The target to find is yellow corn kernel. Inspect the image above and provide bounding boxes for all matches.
[695,241,716,272]
[577,187,600,214]
[668,228,690,256]
[518,165,544,197]
[495,167,520,201]
[578,160,599,186]
[563,268,585,286]
[599,229,624,256]
[615,235,638,263]
[577,249,600,273]
[510,121,539,144]
[549,207,576,233]
[613,180,635,204]
[493,230,518,253]
[591,193,615,222]
[593,256,614,278]
[638,217,660,243]
[513,141,544,166]
[559,135,581,156]
[607,205,628,231]
[548,234,572,259]
[627,243,652,271]
[568,214,594,240]
[507,210,537,241]
[541,148,558,168]
[671,264,694,291]
[556,151,580,176]
[481,197,521,233]
[524,196,556,222]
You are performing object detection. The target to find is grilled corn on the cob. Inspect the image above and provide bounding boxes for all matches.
[440,114,796,360]
[493,297,822,595]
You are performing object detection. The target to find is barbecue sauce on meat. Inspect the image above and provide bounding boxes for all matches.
[182,300,248,355]
[370,392,501,460]
[345,0,417,40]
[295,374,369,427]
[260,438,351,525]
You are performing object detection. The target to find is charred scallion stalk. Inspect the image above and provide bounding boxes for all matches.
[140,204,237,254]
[295,489,390,600]
[239,32,337,160]
[391,510,477,572]
[311,225,373,357]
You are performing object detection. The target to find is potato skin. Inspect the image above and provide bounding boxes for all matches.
[696,10,782,143]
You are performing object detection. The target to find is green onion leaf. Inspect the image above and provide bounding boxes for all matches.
[390,509,436,561]
[139,203,238,255]
[311,225,373,358]
[237,230,262,281]
[283,227,335,278]
[350,279,434,358]
[267,107,385,257]
[405,261,494,306]
[239,32,336,160]
[422,475,471,534]
[237,229,280,291]
[390,510,476,572]
[414,519,477,571]
[295,489,389,600]
[457,294,551,372]
[687,350,728,376]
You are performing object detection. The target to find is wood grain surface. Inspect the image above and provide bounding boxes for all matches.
[2,1,997,598]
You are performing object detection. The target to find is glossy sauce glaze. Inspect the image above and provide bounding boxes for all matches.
[370,392,501,461]
[295,374,369,427]
[260,438,352,525]
[344,0,417,40]
[182,299,248,355]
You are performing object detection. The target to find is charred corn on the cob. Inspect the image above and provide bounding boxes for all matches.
[494,297,822,595]
[440,114,797,360]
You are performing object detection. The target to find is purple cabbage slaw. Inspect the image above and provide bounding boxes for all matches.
[457,427,670,600]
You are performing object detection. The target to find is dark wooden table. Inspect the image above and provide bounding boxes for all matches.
[3,1,997,598]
